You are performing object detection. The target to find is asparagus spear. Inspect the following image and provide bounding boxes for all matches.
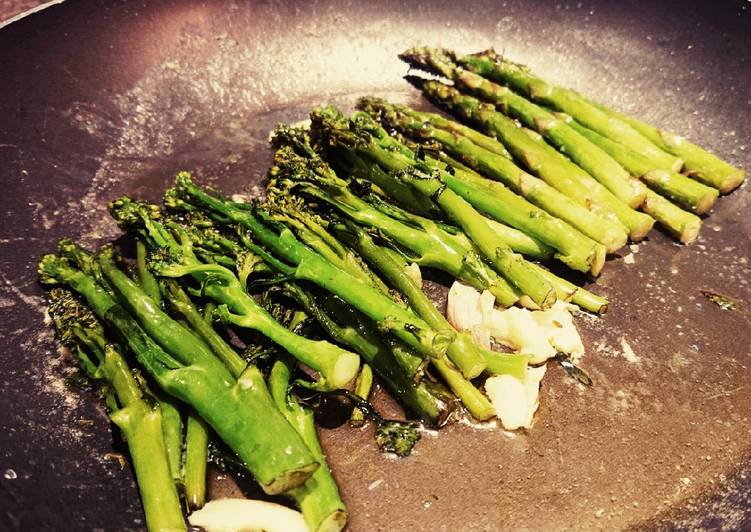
[586,98,745,193]
[400,47,648,208]
[312,105,558,309]
[166,174,455,360]
[338,148,557,261]
[641,190,701,244]
[450,47,684,172]
[313,119,608,311]
[564,116,718,214]
[522,116,703,245]
[39,244,319,495]
[46,288,186,532]
[358,97,616,265]
[406,78,656,241]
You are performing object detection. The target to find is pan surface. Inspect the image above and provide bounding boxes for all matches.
[1,0,750,530]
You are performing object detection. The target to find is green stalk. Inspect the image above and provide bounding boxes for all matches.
[161,279,247,378]
[341,225,522,419]
[184,412,209,510]
[154,392,183,488]
[108,200,359,390]
[312,107,556,310]
[46,288,185,532]
[589,98,745,193]
[398,50,648,207]
[135,239,162,304]
[565,117,719,214]
[168,174,454,360]
[109,388,187,532]
[40,250,319,495]
[642,190,701,244]
[289,285,451,425]
[409,78,655,241]
[420,154,554,260]
[524,116,703,245]
[446,47,683,172]
[528,263,608,314]
[270,355,347,532]
[270,148,521,313]
[359,95,622,260]
[350,364,373,426]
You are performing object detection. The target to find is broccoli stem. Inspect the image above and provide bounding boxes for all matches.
[184,411,209,510]
[153,392,184,488]
[40,250,319,495]
[288,285,451,426]
[350,364,373,426]
[135,239,162,304]
[46,289,185,532]
[269,355,348,532]
[169,174,453,361]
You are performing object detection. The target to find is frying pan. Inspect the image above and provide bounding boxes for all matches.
[1,0,750,529]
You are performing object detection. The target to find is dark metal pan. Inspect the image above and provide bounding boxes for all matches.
[1,0,749,529]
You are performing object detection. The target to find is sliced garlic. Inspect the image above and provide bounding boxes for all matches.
[188,498,309,532]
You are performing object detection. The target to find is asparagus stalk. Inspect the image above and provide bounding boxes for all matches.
[400,47,648,207]
[523,116,703,245]
[450,47,684,172]
[359,97,613,267]
[312,106,557,309]
[46,288,186,532]
[166,174,456,360]
[338,147,558,262]
[40,244,319,495]
[407,78,655,241]
[327,132,609,313]
[588,99,745,193]
[564,116,718,214]
[642,190,701,244]
[269,354,348,532]
[184,412,209,510]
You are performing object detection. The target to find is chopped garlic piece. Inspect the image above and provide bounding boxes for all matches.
[485,365,547,430]
[533,301,585,362]
[403,262,423,288]
[447,281,584,365]
[188,498,309,532]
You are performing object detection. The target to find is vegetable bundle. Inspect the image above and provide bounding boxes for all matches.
[38,46,743,531]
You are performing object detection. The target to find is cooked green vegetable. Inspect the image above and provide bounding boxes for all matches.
[39,243,319,495]
[311,105,557,310]
[400,47,648,208]
[46,288,186,532]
